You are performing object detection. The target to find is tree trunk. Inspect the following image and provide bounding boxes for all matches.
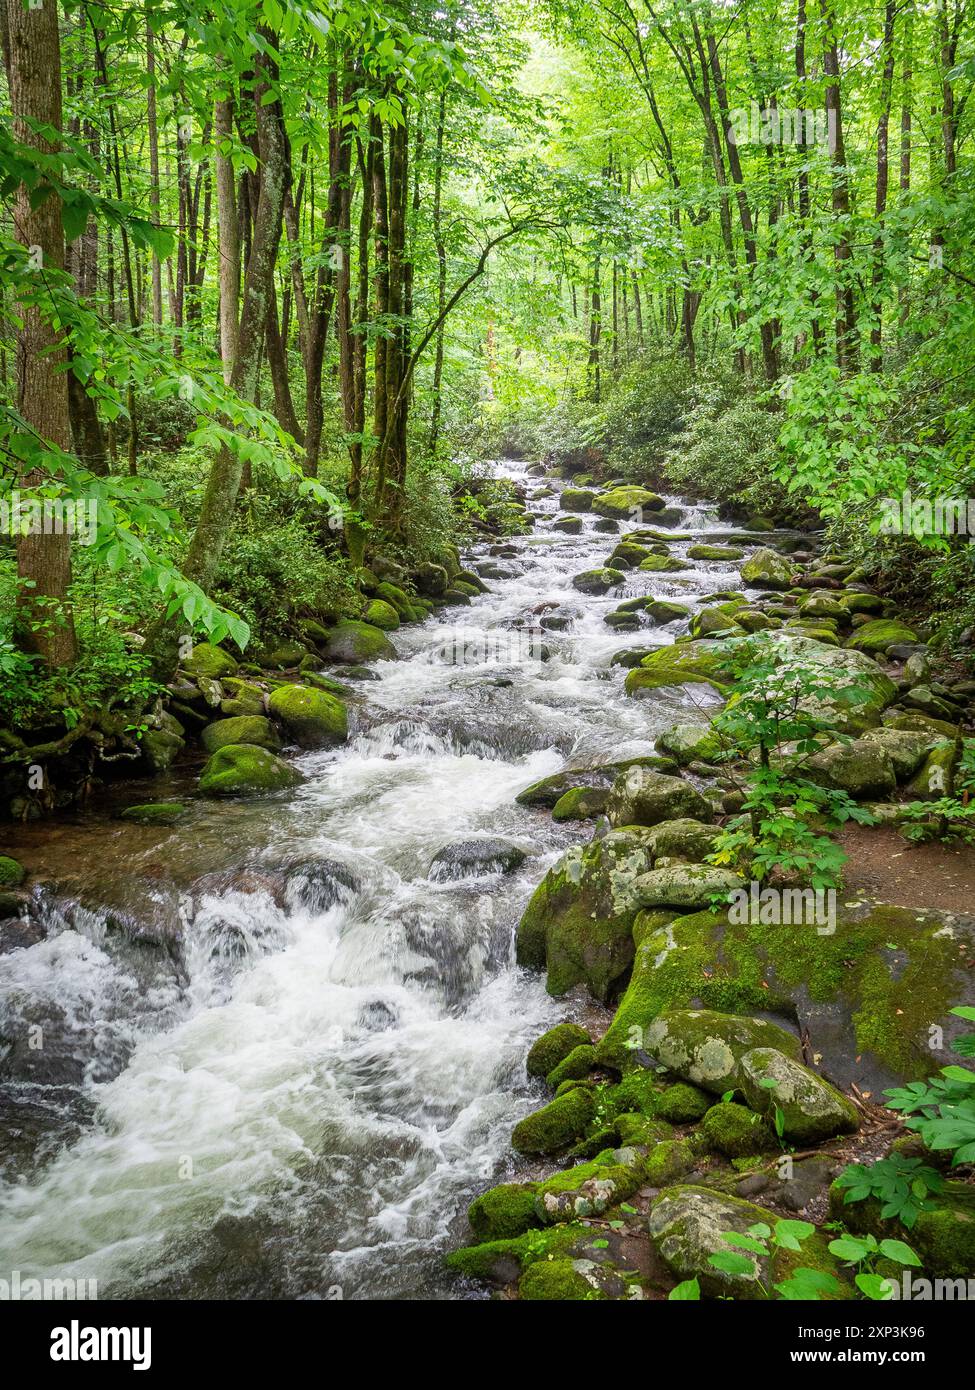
[180,30,286,597]
[7,0,77,666]
[214,91,240,382]
[821,0,859,374]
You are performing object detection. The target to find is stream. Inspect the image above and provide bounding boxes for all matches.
[0,460,767,1300]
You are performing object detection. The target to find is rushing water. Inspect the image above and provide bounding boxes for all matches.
[0,461,771,1300]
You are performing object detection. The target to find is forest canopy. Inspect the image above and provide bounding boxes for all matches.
[0,0,973,708]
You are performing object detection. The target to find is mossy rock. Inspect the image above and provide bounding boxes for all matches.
[739,1047,859,1142]
[845,619,920,654]
[602,1066,663,1118]
[608,541,657,569]
[829,1179,975,1279]
[606,768,713,828]
[644,1137,698,1186]
[527,1022,592,1079]
[511,1086,596,1154]
[638,818,721,863]
[616,1112,675,1146]
[323,620,397,663]
[700,1101,775,1157]
[650,1185,850,1299]
[515,829,657,1000]
[374,581,415,618]
[592,486,664,519]
[534,1150,648,1224]
[553,515,583,534]
[268,684,348,748]
[518,1260,608,1300]
[0,855,26,887]
[516,768,612,808]
[906,741,958,800]
[551,786,610,821]
[595,903,975,1090]
[257,639,308,670]
[182,642,238,679]
[654,1082,713,1123]
[861,727,934,780]
[468,1183,541,1242]
[201,715,281,754]
[363,598,400,631]
[689,606,745,639]
[740,547,795,590]
[633,864,744,911]
[654,723,723,766]
[639,553,691,573]
[199,744,304,798]
[119,802,187,827]
[572,567,625,594]
[547,1043,597,1089]
[798,590,848,622]
[624,639,735,698]
[639,1009,802,1096]
[687,544,744,561]
[647,599,691,624]
[560,488,596,512]
[139,726,185,774]
[806,737,897,799]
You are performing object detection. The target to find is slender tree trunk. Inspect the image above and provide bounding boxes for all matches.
[7,0,77,666]
[146,5,162,328]
[214,91,240,382]
[429,92,448,453]
[821,0,859,374]
[870,0,898,367]
[180,30,286,597]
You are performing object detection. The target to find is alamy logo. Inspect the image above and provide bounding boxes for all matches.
[50,1320,151,1371]
[0,1270,96,1300]
[728,882,836,936]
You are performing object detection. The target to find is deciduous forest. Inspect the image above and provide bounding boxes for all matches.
[0,0,974,1323]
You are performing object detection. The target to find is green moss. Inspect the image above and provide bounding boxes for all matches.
[700,1102,775,1157]
[655,1082,712,1123]
[592,486,663,519]
[624,640,734,698]
[201,715,281,754]
[534,1151,647,1222]
[511,1087,596,1154]
[547,1044,597,1089]
[468,1183,541,1241]
[551,786,610,822]
[687,545,744,561]
[518,1260,608,1300]
[612,1113,670,1147]
[602,1067,662,1118]
[119,802,187,826]
[0,855,26,887]
[182,642,238,679]
[363,598,400,630]
[595,903,967,1083]
[572,567,625,594]
[643,1138,697,1185]
[323,619,397,663]
[515,830,658,1000]
[526,1022,591,1079]
[267,684,348,747]
[844,619,919,653]
[638,553,691,573]
[199,744,304,797]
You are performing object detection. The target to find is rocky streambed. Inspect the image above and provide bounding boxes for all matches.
[1,459,973,1300]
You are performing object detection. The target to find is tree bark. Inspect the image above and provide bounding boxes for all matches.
[7,0,77,666]
[180,30,286,596]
